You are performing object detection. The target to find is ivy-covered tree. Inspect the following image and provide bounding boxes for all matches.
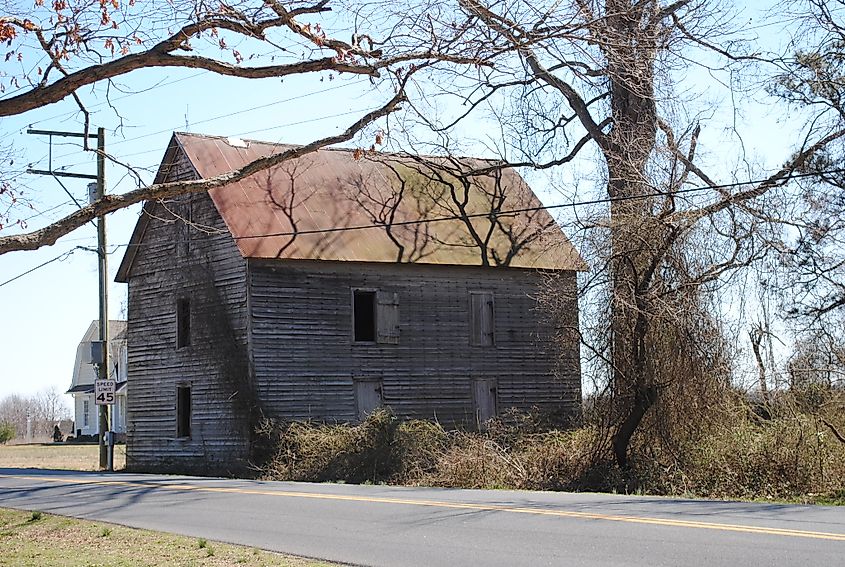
[417,0,845,471]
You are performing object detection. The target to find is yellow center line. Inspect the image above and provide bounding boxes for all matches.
[3,473,844,542]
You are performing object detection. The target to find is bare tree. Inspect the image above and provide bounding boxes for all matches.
[756,5,845,446]
[769,1,845,326]
[383,0,845,471]
[787,328,845,390]
[0,393,32,438]
[749,324,771,407]
[0,388,70,439]
[32,386,71,435]
[0,0,492,254]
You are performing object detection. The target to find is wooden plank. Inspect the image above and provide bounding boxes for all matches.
[124,146,583,473]
[376,291,400,344]
[124,148,252,474]
[247,260,581,427]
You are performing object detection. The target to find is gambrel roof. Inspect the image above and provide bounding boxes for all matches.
[117,132,585,281]
[67,320,127,393]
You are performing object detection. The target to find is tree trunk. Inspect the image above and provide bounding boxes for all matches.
[749,326,771,406]
[612,384,659,469]
[603,0,661,470]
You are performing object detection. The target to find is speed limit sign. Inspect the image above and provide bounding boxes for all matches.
[95,380,116,405]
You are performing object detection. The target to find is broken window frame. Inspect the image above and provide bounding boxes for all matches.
[176,384,192,438]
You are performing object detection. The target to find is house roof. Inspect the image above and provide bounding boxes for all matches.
[67,320,128,393]
[67,382,127,394]
[78,320,127,344]
[117,132,586,280]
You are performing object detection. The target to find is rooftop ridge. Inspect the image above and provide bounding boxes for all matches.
[172,132,510,166]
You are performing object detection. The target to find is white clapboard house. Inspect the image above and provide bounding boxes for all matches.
[66,320,128,438]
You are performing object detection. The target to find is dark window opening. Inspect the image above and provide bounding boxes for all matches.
[176,298,190,348]
[176,386,191,438]
[353,290,377,342]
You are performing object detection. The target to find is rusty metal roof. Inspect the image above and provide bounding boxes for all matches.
[118,132,586,277]
[175,133,585,270]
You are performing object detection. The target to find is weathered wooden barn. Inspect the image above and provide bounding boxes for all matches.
[116,132,586,474]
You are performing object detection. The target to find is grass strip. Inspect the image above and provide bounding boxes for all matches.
[0,444,127,472]
[0,508,339,567]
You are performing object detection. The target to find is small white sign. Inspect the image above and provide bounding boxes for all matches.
[95,380,116,406]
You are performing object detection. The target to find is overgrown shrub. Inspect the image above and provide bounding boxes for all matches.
[259,408,598,490]
[257,397,845,502]
[0,421,14,444]
[624,391,845,501]
[261,408,402,483]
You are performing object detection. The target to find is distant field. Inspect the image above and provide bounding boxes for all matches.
[0,508,337,567]
[0,443,126,471]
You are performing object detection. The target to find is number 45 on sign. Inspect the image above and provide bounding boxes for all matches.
[95,380,116,405]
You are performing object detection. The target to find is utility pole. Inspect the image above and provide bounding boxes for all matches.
[95,127,111,471]
[27,127,112,471]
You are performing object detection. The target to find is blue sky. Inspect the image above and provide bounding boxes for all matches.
[0,0,815,404]
[0,67,385,403]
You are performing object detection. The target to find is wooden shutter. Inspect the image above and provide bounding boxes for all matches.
[473,378,498,427]
[470,291,495,346]
[354,379,384,420]
[376,291,400,344]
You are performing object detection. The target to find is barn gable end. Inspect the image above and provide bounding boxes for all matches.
[122,142,254,474]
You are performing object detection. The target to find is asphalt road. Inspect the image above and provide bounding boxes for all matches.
[0,468,843,566]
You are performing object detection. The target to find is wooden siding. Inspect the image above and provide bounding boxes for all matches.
[247,259,581,426]
[124,150,252,474]
[122,142,582,475]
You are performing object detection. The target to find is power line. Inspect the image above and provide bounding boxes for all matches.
[107,79,370,150]
[103,167,845,246]
[39,104,378,182]
[0,247,80,288]
[43,79,368,167]
[230,168,843,241]
[24,79,374,181]
[7,166,841,287]
[75,104,377,170]
[23,71,209,127]
[20,46,287,126]
[17,199,75,223]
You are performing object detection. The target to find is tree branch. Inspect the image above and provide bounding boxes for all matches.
[0,87,407,255]
[680,128,845,225]
[460,0,611,151]
[821,417,845,444]
[0,52,378,118]
[0,4,388,118]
